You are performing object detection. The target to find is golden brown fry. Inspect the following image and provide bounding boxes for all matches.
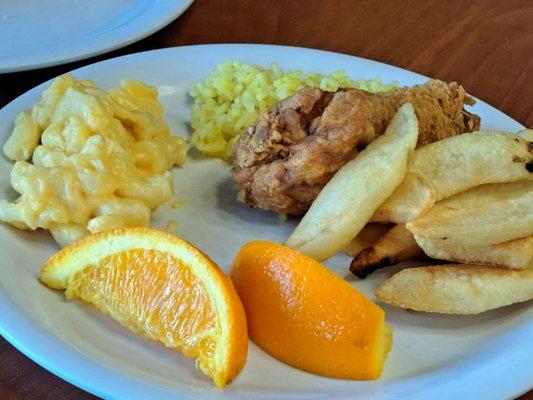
[285,104,418,261]
[350,224,421,278]
[344,223,393,257]
[437,180,533,209]
[415,235,533,270]
[375,264,533,314]
[372,131,533,223]
[410,181,533,268]
[406,189,533,246]
[370,173,434,223]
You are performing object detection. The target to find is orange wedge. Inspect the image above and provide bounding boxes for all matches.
[231,241,392,380]
[40,227,248,388]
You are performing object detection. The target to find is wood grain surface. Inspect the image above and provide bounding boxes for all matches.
[0,0,531,399]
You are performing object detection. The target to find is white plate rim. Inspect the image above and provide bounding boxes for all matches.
[0,0,194,74]
[0,43,530,400]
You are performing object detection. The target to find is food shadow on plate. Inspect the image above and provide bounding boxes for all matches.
[0,224,56,252]
[215,176,297,233]
[382,300,532,332]
[0,183,17,200]
[342,260,424,283]
[186,146,220,162]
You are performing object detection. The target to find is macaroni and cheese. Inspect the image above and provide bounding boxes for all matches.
[0,74,188,247]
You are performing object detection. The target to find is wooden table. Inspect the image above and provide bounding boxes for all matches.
[0,1,531,398]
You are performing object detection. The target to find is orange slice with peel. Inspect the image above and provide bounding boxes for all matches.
[231,241,392,380]
[40,227,248,388]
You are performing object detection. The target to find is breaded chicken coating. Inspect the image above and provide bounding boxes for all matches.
[233,80,480,215]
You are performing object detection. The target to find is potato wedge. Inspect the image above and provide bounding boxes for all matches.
[405,130,532,201]
[376,264,533,314]
[350,224,421,278]
[372,131,532,223]
[406,189,533,246]
[415,235,533,270]
[437,179,533,209]
[371,173,434,223]
[344,223,393,257]
[285,103,419,261]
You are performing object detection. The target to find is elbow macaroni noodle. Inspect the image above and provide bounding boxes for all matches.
[0,75,188,247]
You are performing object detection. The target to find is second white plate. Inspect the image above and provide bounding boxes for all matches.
[0,0,194,73]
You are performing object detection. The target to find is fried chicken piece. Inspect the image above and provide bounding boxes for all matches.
[232,80,480,215]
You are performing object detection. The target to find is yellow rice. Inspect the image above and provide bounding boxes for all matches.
[189,61,398,160]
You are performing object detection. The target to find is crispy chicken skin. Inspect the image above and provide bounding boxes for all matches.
[232,80,480,215]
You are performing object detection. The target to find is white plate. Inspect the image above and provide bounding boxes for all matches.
[0,0,193,73]
[0,44,531,400]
